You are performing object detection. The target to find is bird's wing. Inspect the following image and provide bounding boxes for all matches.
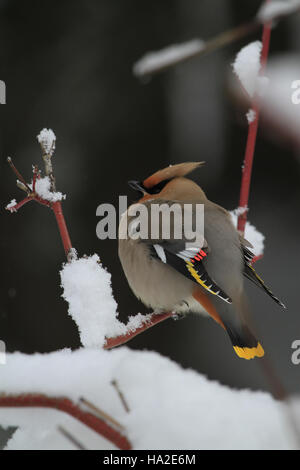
[152,241,232,303]
[241,245,286,309]
[138,199,232,304]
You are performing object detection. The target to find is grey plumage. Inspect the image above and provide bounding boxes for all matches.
[118,164,285,359]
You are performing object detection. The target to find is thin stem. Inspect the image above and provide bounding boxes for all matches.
[0,394,131,450]
[57,425,87,450]
[32,165,40,192]
[135,21,259,78]
[111,380,130,413]
[237,1,272,234]
[104,312,174,349]
[7,157,31,192]
[79,397,125,432]
[51,201,73,257]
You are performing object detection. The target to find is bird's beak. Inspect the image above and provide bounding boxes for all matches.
[128,180,146,193]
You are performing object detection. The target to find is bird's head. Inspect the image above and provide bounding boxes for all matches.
[128,162,206,201]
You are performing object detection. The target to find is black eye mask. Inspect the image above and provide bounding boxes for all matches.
[128,179,171,195]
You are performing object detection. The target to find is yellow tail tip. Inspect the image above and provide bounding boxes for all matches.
[233,343,265,360]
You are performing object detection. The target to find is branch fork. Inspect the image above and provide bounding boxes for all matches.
[6,133,72,258]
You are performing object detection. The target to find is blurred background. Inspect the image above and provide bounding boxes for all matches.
[0,0,299,405]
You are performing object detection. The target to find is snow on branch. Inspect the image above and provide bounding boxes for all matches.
[258,56,300,147]
[6,130,73,257]
[37,128,56,156]
[60,253,173,348]
[246,108,257,124]
[133,39,205,78]
[133,1,300,80]
[5,199,17,211]
[232,41,266,98]
[257,0,300,23]
[34,177,65,203]
[133,22,260,79]
[230,210,265,258]
[60,254,125,348]
[0,348,297,450]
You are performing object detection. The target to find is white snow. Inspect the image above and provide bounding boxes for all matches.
[60,254,124,348]
[0,348,298,450]
[5,199,17,211]
[246,108,257,124]
[37,128,56,156]
[60,254,152,348]
[34,176,65,202]
[232,206,248,217]
[230,210,265,257]
[133,39,205,77]
[232,41,264,98]
[125,312,153,331]
[257,0,300,23]
[259,55,300,145]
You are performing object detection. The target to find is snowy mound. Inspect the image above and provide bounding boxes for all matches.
[0,348,296,450]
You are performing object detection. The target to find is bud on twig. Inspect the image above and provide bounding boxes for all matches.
[16,179,29,193]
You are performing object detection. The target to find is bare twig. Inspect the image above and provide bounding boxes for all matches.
[57,425,87,450]
[111,380,130,413]
[79,397,125,433]
[134,21,259,79]
[7,157,31,192]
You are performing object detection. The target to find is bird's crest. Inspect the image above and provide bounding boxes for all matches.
[143,162,204,190]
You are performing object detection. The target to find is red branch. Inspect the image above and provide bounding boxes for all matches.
[237,0,272,235]
[104,312,174,349]
[0,394,131,450]
[52,201,73,256]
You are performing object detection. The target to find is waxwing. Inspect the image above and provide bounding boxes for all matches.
[118,162,285,360]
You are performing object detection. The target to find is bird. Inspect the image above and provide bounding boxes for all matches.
[118,162,285,360]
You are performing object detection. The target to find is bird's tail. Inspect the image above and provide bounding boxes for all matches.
[223,321,264,360]
[193,288,265,360]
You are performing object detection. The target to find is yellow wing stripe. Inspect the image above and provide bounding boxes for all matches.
[249,265,265,284]
[233,343,265,360]
[186,261,217,295]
